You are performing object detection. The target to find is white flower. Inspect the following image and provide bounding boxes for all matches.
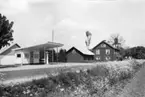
[76,70,80,73]
[30,94,33,96]
[60,88,64,91]
[26,89,30,94]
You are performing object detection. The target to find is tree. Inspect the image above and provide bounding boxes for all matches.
[130,46,145,59]
[58,49,67,62]
[122,46,145,59]
[107,33,125,49]
[85,31,92,50]
[48,49,57,62]
[0,14,14,49]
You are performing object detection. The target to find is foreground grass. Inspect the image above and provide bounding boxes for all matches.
[0,60,145,97]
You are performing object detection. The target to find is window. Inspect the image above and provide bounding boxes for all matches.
[114,51,118,55]
[96,49,100,55]
[96,56,100,60]
[25,53,29,58]
[101,43,106,48]
[34,54,39,58]
[72,49,76,54]
[106,49,110,55]
[17,54,21,58]
[105,56,110,61]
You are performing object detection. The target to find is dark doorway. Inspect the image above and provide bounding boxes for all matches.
[30,51,34,64]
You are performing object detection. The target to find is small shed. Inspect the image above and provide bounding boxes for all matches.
[0,43,20,65]
[66,46,94,62]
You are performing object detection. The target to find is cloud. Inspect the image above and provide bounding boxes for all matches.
[9,0,28,10]
[71,35,77,39]
[55,18,79,28]
[0,0,29,15]
[55,18,97,31]
[0,0,58,15]
[72,0,118,3]
[28,0,59,3]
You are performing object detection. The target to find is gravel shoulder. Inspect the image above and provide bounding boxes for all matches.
[117,65,145,97]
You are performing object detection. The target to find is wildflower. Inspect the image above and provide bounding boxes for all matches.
[30,93,33,96]
[26,89,30,94]
[76,70,80,73]
[23,91,27,94]
[60,88,64,91]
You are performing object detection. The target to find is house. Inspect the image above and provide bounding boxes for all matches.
[91,40,120,61]
[66,46,94,62]
[14,41,63,65]
[0,43,20,65]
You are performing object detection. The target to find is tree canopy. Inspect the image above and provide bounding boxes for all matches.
[107,33,125,49]
[0,14,14,49]
[123,46,145,59]
[58,49,67,62]
[85,31,92,49]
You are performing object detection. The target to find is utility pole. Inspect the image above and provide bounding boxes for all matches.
[52,30,54,63]
[52,30,54,42]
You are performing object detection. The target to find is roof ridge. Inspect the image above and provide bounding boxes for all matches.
[91,40,119,51]
[0,43,20,54]
[67,46,94,55]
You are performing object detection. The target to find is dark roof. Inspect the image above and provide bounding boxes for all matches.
[66,47,94,56]
[91,40,119,51]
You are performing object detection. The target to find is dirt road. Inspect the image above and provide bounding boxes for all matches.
[0,63,95,85]
[117,65,145,97]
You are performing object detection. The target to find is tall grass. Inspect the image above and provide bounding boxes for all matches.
[0,60,145,97]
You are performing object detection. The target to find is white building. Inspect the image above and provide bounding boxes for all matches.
[0,43,20,65]
[0,42,63,65]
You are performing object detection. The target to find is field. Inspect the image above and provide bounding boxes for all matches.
[0,59,145,97]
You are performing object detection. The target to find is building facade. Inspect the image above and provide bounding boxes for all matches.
[66,47,94,62]
[0,43,20,65]
[91,41,119,61]
[0,42,63,66]
[14,42,63,65]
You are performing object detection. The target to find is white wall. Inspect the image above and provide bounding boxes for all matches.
[0,55,16,65]
[23,51,30,64]
[15,50,40,65]
[0,50,40,65]
[15,51,30,65]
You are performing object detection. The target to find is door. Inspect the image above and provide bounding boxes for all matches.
[30,51,33,64]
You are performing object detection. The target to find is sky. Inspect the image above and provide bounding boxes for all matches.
[0,0,145,50]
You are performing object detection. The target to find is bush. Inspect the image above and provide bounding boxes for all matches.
[130,60,144,73]
[87,65,109,77]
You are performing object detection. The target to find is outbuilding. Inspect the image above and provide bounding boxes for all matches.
[0,43,20,65]
[66,46,94,62]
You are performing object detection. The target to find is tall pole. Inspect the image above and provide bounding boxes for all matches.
[52,30,54,63]
[52,30,54,42]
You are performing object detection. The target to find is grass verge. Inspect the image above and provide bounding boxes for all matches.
[0,59,144,97]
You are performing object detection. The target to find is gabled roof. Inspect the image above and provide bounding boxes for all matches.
[66,46,94,56]
[91,40,119,51]
[0,43,20,55]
